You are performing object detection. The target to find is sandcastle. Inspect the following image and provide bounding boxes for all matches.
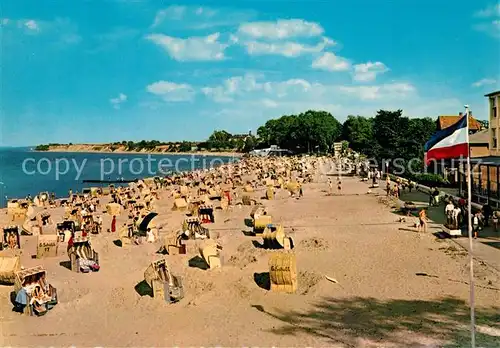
[0,255,21,285]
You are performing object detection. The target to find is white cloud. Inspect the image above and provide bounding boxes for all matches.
[472,78,498,87]
[152,5,188,25]
[109,93,127,109]
[353,62,389,82]
[262,99,278,108]
[473,5,500,38]
[200,75,422,124]
[312,52,351,72]
[338,83,415,100]
[243,36,334,57]
[238,19,324,39]
[198,74,463,124]
[1,18,40,32]
[152,5,255,29]
[201,74,415,107]
[147,81,195,102]
[1,17,81,44]
[474,4,500,17]
[201,74,264,102]
[474,19,500,38]
[146,33,228,61]
[24,20,39,31]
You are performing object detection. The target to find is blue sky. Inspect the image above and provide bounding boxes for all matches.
[1,0,499,146]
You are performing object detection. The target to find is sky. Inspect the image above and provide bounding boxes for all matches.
[1,0,499,146]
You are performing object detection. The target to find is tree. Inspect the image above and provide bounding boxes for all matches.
[255,110,342,153]
[208,130,232,149]
[478,119,489,129]
[242,136,256,152]
[341,115,374,154]
[372,109,407,160]
[178,141,193,152]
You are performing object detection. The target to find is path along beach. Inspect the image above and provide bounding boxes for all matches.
[0,155,499,347]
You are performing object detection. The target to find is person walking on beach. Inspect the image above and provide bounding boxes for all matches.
[482,203,492,227]
[111,215,116,233]
[393,184,399,199]
[493,211,499,232]
[418,208,428,233]
[337,179,342,194]
[445,200,454,227]
[428,188,434,206]
[453,205,462,230]
[472,212,481,239]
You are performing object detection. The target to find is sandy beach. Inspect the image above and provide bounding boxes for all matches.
[0,158,499,347]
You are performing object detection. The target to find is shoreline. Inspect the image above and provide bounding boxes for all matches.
[1,149,241,207]
[34,149,243,157]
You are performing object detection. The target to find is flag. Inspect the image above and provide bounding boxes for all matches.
[424,115,469,165]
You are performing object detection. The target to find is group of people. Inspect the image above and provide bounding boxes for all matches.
[385,176,416,199]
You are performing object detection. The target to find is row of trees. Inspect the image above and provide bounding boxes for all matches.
[249,109,436,172]
[36,109,437,165]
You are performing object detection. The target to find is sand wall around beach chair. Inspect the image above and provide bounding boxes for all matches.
[0,255,21,285]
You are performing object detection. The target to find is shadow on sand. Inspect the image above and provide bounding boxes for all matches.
[134,280,153,297]
[188,256,209,270]
[253,272,270,290]
[59,261,72,271]
[251,296,500,347]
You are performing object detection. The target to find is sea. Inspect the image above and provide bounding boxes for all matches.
[0,147,237,208]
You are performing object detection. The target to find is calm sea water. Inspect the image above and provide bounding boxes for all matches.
[0,147,235,207]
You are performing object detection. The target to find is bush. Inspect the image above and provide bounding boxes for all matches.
[35,144,50,151]
[411,173,450,187]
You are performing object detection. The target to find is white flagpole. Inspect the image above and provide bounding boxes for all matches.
[464,105,476,348]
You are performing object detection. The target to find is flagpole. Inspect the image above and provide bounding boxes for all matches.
[465,105,476,348]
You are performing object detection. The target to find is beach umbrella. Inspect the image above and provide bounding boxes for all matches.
[138,212,158,233]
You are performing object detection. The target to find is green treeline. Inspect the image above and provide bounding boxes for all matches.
[35,109,437,169]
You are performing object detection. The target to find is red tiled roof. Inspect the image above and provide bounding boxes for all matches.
[437,115,481,130]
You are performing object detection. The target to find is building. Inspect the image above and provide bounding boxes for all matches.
[456,90,500,206]
[436,114,482,132]
[333,142,343,157]
[486,90,500,155]
[469,129,489,158]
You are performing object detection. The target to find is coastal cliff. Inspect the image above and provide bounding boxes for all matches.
[35,143,241,156]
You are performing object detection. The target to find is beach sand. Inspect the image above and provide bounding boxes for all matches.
[0,173,499,347]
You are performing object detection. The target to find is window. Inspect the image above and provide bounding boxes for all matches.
[492,97,498,118]
[492,129,497,148]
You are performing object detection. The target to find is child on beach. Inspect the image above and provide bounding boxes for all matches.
[337,179,342,193]
[111,215,116,233]
[418,208,427,233]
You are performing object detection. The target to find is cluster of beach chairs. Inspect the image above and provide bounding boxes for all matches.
[0,154,335,314]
